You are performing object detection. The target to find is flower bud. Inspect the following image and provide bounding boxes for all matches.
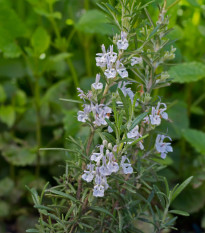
[144,93,152,103]
[103,140,108,146]
[108,143,112,150]
[113,145,117,152]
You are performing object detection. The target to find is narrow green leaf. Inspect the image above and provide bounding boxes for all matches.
[118,210,123,232]
[169,210,189,216]
[105,118,116,133]
[118,88,130,120]
[129,112,148,131]
[47,189,79,203]
[78,222,94,230]
[99,132,116,144]
[103,3,120,15]
[129,134,148,146]
[90,206,114,218]
[34,205,54,212]
[154,185,165,208]
[122,184,136,194]
[164,216,178,227]
[47,213,63,224]
[171,176,193,202]
[148,24,161,39]
[144,8,154,27]
[65,204,76,221]
[163,177,170,197]
[96,3,110,14]
[59,98,83,104]
[26,229,39,233]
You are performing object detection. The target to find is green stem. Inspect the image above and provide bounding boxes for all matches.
[159,202,170,231]
[34,62,41,177]
[67,58,79,89]
[48,2,60,39]
[185,83,193,117]
[84,0,89,10]
[48,3,79,92]
[84,36,92,77]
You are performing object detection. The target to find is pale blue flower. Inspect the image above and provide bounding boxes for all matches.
[104,57,116,79]
[117,31,129,50]
[96,44,107,67]
[92,74,103,90]
[77,104,91,122]
[145,102,168,126]
[116,60,128,78]
[107,45,117,63]
[99,156,111,176]
[93,185,104,197]
[82,164,95,182]
[121,156,133,174]
[155,134,173,159]
[131,57,143,66]
[127,125,144,150]
[91,145,104,166]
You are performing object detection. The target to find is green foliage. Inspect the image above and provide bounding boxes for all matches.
[169,62,205,83]
[0,0,205,232]
[183,129,205,154]
[31,27,50,55]
[76,9,117,35]
[0,105,15,127]
[0,2,27,58]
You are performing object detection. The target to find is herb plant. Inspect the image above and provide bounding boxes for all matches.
[27,1,193,232]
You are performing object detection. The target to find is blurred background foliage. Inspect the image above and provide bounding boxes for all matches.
[0,0,205,232]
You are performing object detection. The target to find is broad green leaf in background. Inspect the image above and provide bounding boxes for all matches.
[172,184,205,214]
[0,177,14,197]
[1,146,36,166]
[0,58,27,79]
[169,62,205,83]
[75,9,118,35]
[0,3,27,58]
[159,101,189,139]
[0,105,15,127]
[0,201,10,217]
[31,27,50,55]
[14,90,27,107]
[183,129,205,154]
[202,214,205,230]
[63,110,80,137]
[186,0,201,7]
[0,85,6,103]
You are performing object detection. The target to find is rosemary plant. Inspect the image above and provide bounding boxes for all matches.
[27,1,192,232]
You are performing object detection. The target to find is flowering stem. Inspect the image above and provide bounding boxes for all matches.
[86,127,95,156]
[77,127,95,200]
[100,83,111,104]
